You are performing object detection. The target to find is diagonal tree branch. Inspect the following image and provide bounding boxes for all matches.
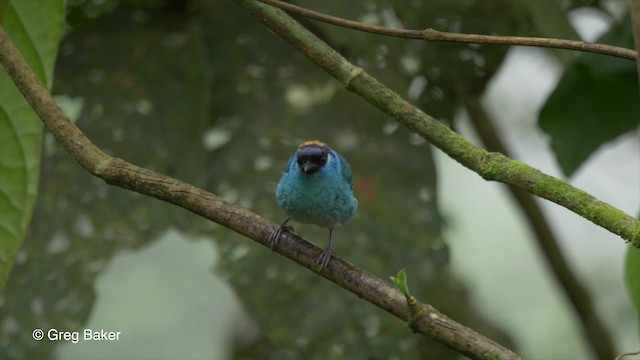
[0,26,521,360]
[464,97,615,360]
[259,0,638,61]
[237,0,640,247]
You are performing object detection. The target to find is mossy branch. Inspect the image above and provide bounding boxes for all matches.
[0,26,521,360]
[236,0,640,248]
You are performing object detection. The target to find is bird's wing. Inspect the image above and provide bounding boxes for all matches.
[336,152,353,189]
[282,154,296,174]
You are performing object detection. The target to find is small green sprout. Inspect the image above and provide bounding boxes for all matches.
[390,269,412,299]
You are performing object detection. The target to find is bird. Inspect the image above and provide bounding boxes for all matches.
[269,140,358,269]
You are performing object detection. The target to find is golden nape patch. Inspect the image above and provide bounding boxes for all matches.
[298,140,327,149]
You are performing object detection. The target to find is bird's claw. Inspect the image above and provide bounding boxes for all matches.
[316,246,334,270]
[269,219,292,251]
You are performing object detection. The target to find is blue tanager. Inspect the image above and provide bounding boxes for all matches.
[270,140,358,269]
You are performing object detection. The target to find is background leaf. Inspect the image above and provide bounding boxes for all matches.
[539,13,640,177]
[0,0,65,290]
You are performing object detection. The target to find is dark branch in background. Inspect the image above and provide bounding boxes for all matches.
[0,27,521,360]
[240,0,640,245]
[259,0,638,61]
[463,98,615,360]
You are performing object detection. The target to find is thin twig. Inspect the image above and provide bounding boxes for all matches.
[259,0,637,61]
[464,97,615,360]
[0,26,521,360]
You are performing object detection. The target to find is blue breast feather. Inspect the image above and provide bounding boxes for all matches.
[276,150,357,229]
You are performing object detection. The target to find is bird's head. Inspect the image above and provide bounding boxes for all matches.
[295,140,330,175]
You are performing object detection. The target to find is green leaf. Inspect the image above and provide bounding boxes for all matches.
[0,0,65,290]
[390,269,412,298]
[626,246,640,333]
[539,14,640,177]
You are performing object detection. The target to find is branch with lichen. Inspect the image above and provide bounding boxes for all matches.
[237,0,640,248]
[0,25,521,360]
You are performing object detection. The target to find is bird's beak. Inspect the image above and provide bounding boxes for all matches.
[301,161,318,174]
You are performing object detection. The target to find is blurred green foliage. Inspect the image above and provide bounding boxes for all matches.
[1,0,633,359]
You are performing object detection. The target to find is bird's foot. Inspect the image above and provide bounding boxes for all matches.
[316,246,334,270]
[269,218,292,251]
